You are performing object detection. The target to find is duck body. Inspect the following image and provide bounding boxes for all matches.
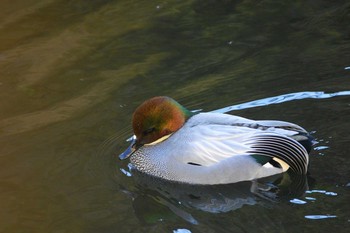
[120,97,311,185]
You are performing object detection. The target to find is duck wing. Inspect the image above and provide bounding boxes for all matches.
[180,114,310,174]
[245,134,309,174]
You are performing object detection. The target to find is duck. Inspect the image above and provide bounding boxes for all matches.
[119,96,312,185]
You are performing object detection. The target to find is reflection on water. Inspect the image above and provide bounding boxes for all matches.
[212,91,350,113]
[122,170,310,224]
[1,0,350,233]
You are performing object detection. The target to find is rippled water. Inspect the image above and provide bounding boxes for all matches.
[0,1,349,233]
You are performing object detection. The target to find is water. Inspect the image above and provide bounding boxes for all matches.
[0,1,350,232]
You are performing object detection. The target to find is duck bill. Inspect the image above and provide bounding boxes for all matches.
[119,142,135,160]
[119,136,142,160]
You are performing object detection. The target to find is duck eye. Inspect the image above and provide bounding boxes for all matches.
[143,127,156,135]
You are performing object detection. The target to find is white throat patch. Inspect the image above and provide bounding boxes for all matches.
[144,134,172,146]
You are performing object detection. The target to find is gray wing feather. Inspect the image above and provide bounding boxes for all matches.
[246,134,309,174]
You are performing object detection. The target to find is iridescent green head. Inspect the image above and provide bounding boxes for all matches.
[132,96,193,147]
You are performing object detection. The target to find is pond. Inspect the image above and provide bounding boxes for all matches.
[0,1,349,232]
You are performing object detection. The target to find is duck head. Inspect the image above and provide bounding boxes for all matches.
[119,96,193,160]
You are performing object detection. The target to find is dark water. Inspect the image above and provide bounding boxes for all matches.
[0,1,349,232]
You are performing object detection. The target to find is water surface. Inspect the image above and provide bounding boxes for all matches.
[0,1,349,232]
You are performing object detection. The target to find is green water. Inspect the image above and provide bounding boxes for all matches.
[0,0,349,232]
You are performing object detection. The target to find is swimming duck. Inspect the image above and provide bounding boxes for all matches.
[120,96,312,185]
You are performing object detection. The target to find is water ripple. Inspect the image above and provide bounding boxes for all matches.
[304,215,337,220]
[173,229,192,233]
[290,198,307,204]
[289,189,338,207]
[212,91,350,113]
[305,190,338,196]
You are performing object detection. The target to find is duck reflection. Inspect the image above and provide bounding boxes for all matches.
[121,169,310,224]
